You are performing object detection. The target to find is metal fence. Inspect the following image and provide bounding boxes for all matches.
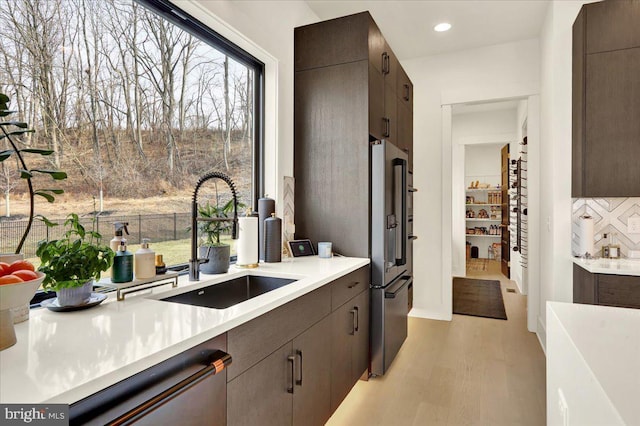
[1,213,192,257]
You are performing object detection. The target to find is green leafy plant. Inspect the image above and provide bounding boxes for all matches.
[0,93,67,254]
[198,198,242,246]
[36,214,115,291]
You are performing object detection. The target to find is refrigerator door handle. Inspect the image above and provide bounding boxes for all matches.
[393,158,407,266]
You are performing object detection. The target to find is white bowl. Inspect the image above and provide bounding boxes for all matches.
[0,272,45,351]
[0,271,45,311]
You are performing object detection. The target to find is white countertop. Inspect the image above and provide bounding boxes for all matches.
[0,256,369,405]
[547,302,640,424]
[572,257,640,276]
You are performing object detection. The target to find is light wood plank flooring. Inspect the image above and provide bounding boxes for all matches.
[327,261,546,426]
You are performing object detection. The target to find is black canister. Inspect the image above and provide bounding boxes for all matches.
[264,213,282,263]
[258,197,275,260]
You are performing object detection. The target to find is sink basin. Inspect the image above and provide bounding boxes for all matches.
[160,275,297,309]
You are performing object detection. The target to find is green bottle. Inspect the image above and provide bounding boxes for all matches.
[112,240,133,283]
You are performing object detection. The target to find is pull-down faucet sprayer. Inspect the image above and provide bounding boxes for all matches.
[189,172,239,281]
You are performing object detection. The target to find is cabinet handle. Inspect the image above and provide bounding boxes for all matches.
[383,117,390,138]
[354,306,359,333]
[349,309,357,335]
[287,355,295,394]
[382,52,389,74]
[403,84,410,101]
[347,281,359,289]
[295,350,303,386]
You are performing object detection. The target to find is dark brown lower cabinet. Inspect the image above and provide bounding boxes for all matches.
[331,289,369,412]
[227,316,332,426]
[292,316,333,426]
[573,264,640,309]
[227,342,293,426]
[227,267,370,426]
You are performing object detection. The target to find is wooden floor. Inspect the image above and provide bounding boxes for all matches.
[327,261,546,426]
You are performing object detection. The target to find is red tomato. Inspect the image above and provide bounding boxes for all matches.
[0,275,24,285]
[8,260,35,274]
[0,262,9,277]
[12,270,38,282]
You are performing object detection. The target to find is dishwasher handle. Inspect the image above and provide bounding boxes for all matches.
[108,350,231,426]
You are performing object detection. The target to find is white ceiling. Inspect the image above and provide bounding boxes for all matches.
[304,0,550,60]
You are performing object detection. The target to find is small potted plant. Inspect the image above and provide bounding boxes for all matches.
[197,198,241,274]
[36,214,114,306]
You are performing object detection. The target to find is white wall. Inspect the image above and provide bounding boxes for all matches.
[404,39,540,320]
[178,0,319,212]
[537,0,592,348]
[464,143,502,187]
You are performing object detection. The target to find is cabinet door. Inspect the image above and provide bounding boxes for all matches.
[351,290,370,384]
[292,316,332,426]
[294,13,369,71]
[573,264,596,305]
[382,43,398,96]
[397,100,413,170]
[227,342,293,426]
[585,0,640,54]
[369,66,385,140]
[330,301,356,412]
[584,47,640,196]
[597,275,640,309]
[383,79,398,145]
[397,67,413,111]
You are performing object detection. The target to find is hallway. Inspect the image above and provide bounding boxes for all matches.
[327,261,546,425]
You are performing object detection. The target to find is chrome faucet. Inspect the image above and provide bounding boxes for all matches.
[189,172,239,281]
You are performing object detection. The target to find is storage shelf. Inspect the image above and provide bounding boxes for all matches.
[465,204,501,207]
[466,218,501,222]
[466,234,502,238]
[466,188,502,192]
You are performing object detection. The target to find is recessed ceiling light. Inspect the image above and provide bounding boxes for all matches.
[434,22,452,32]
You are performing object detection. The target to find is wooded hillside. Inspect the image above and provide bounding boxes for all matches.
[0,0,254,216]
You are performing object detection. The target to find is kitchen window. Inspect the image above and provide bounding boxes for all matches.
[0,0,265,269]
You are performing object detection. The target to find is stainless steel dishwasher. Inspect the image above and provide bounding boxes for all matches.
[70,333,230,426]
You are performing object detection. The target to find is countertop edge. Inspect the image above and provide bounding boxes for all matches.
[571,257,640,276]
[1,257,370,405]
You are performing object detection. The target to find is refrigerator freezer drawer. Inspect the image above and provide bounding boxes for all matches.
[371,275,411,376]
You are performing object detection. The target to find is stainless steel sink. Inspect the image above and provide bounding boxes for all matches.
[160,275,297,309]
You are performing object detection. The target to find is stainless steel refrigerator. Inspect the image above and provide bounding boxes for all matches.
[370,140,413,376]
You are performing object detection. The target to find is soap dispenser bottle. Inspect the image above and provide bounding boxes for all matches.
[112,240,134,283]
[135,238,156,279]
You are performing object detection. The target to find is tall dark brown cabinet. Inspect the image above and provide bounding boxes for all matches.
[294,11,414,257]
[572,0,640,197]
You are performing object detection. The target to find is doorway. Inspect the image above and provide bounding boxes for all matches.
[443,95,540,333]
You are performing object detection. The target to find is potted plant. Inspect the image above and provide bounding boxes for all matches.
[0,93,67,255]
[197,198,242,274]
[36,214,114,306]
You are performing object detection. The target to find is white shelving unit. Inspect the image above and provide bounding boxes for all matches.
[466,187,502,259]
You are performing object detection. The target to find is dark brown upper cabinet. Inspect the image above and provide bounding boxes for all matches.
[294,12,413,255]
[572,0,640,197]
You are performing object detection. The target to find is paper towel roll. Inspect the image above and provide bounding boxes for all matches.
[577,215,594,257]
[237,215,259,267]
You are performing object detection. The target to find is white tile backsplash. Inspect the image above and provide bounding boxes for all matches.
[572,198,640,257]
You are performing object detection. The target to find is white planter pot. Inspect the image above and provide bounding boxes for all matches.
[56,281,93,307]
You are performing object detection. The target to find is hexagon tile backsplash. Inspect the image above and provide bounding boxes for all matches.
[572,198,640,257]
